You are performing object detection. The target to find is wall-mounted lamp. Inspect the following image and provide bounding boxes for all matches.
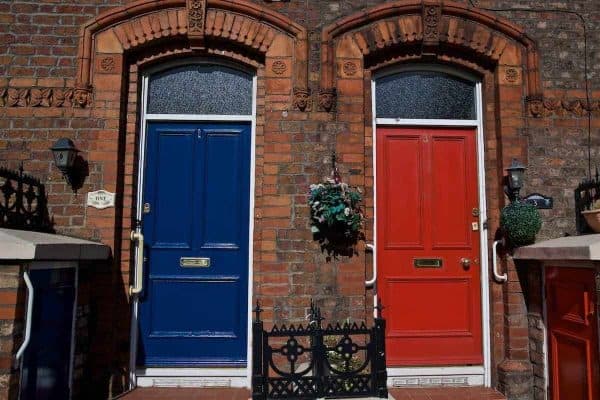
[505,159,526,202]
[50,138,79,186]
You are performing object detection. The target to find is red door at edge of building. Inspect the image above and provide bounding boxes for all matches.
[376,126,483,366]
[547,267,599,400]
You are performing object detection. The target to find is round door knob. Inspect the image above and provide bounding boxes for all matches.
[461,258,471,268]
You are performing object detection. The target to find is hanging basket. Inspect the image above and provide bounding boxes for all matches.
[309,179,364,256]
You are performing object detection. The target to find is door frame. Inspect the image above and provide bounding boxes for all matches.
[370,64,492,387]
[129,58,257,388]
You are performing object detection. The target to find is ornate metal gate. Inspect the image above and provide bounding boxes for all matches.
[252,301,388,399]
[0,166,52,232]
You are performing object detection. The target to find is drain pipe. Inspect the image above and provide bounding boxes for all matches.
[492,239,508,282]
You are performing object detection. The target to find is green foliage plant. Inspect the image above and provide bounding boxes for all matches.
[500,201,542,247]
[309,178,364,257]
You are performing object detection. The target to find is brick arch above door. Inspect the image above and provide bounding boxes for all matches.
[74,0,308,109]
[318,0,542,114]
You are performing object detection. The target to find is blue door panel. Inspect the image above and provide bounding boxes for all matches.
[139,122,250,366]
[149,278,241,336]
[202,130,243,248]
[151,128,196,248]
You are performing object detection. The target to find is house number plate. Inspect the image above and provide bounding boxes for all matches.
[180,257,210,268]
[413,258,443,268]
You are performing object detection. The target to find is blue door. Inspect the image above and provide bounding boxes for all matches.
[138,121,251,366]
[20,268,75,400]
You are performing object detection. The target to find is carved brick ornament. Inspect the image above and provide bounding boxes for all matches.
[100,56,116,72]
[293,87,312,112]
[187,0,206,33]
[318,88,337,112]
[505,68,519,83]
[422,4,441,45]
[187,0,206,48]
[526,95,600,118]
[29,88,52,107]
[342,61,358,76]
[0,87,88,108]
[271,60,287,75]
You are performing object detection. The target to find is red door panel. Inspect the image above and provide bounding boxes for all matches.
[547,267,599,400]
[376,127,483,366]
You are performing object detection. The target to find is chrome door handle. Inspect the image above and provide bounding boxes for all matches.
[493,240,507,282]
[365,243,376,288]
[130,230,144,296]
[461,258,471,268]
[16,270,33,360]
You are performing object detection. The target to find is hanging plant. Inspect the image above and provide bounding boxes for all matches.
[308,154,364,257]
[500,201,542,247]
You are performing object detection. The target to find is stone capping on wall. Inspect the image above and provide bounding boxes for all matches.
[319,0,543,112]
[73,0,308,107]
[0,228,111,261]
[514,234,600,261]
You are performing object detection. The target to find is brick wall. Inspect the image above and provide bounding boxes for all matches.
[0,0,599,398]
[0,265,23,400]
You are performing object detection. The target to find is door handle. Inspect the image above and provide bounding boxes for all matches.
[584,292,595,324]
[365,243,376,288]
[461,258,471,268]
[492,240,508,282]
[16,270,34,360]
[130,230,145,296]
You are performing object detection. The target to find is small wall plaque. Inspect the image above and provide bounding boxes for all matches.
[86,190,116,209]
[523,193,553,209]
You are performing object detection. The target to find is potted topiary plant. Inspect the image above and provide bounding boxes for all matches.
[500,201,542,247]
[581,199,600,232]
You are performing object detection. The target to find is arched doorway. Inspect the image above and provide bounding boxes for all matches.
[132,60,256,386]
[372,65,490,386]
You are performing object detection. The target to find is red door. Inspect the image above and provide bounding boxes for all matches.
[546,267,599,400]
[376,126,483,366]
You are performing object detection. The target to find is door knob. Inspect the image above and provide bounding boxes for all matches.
[461,258,471,268]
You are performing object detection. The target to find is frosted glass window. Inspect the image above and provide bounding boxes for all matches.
[376,71,476,119]
[148,65,252,115]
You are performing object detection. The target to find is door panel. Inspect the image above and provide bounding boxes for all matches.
[139,121,251,366]
[431,135,471,248]
[547,267,599,400]
[377,126,482,366]
[382,135,424,248]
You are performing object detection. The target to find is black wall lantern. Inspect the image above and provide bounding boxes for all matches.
[505,159,526,202]
[50,138,79,186]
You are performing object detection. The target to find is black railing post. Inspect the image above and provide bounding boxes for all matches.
[252,302,266,400]
[309,301,325,397]
[373,302,388,398]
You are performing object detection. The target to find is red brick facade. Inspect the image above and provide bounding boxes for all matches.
[0,0,599,399]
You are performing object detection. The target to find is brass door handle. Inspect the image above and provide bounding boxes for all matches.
[461,258,471,268]
[130,230,144,296]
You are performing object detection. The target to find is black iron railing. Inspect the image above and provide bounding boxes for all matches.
[0,166,53,232]
[574,168,600,234]
[252,301,387,400]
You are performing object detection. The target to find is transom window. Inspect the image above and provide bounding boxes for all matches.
[147,64,253,115]
[375,71,476,120]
